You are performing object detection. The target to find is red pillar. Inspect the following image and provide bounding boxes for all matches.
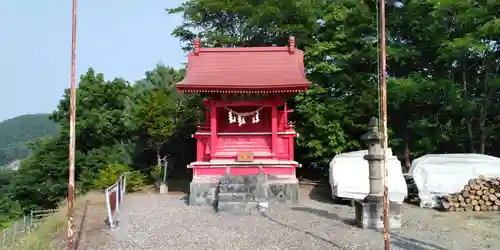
[210,101,217,158]
[284,102,288,125]
[271,105,278,158]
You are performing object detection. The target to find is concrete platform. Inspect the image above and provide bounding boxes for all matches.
[188,175,299,209]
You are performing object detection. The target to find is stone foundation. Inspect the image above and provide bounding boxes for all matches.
[159,183,168,194]
[189,176,219,206]
[188,175,299,208]
[354,200,402,229]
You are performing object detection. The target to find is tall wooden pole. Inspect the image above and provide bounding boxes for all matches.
[67,0,78,249]
[378,0,390,249]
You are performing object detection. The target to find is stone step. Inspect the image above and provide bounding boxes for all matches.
[218,174,264,184]
[215,174,271,213]
[216,200,259,213]
[217,183,249,193]
[188,175,299,206]
[219,175,267,190]
[217,192,255,202]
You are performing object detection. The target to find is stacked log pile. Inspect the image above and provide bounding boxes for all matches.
[442,176,500,212]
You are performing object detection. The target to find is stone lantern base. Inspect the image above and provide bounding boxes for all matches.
[159,183,168,194]
[354,200,402,229]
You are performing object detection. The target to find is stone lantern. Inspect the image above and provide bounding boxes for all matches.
[354,117,402,229]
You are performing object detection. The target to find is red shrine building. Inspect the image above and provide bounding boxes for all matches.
[176,37,310,207]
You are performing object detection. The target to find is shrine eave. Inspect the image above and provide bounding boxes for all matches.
[176,85,309,94]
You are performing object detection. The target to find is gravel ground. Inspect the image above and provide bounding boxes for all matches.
[96,185,500,250]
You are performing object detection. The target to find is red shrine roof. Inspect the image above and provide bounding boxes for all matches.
[176,36,310,94]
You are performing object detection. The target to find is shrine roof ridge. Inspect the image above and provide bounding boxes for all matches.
[194,46,293,53]
[192,36,297,54]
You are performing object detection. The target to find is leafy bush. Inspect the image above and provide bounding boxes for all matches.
[0,196,23,228]
[150,165,163,182]
[93,163,147,192]
[124,172,148,192]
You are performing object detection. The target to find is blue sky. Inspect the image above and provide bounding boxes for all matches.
[0,0,186,121]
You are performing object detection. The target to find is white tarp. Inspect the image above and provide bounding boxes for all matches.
[409,153,500,208]
[328,149,408,203]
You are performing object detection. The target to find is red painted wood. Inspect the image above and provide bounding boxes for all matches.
[175,37,310,93]
[215,99,282,108]
[194,133,296,162]
[210,101,217,158]
[191,100,299,175]
[199,137,210,162]
[108,187,117,218]
[196,139,203,161]
[284,102,288,124]
[195,166,295,176]
[271,106,278,157]
[176,40,308,177]
[218,107,272,133]
[217,135,271,152]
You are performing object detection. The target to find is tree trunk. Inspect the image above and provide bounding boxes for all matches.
[479,91,490,155]
[479,127,486,154]
[403,142,411,172]
[462,63,475,153]
[467,120,475,153]
[156,147,161,167]
[478,54,496,155]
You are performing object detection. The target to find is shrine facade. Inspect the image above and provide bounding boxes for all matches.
[176,37,310,207]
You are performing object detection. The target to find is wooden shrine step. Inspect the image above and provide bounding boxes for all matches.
[216,144,271,150]
[213,151,273,156]
[216,145,271,150]
[216,138,271,149]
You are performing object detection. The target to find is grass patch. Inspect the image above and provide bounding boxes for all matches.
[7,192,103,250]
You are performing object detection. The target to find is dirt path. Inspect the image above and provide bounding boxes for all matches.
[48,192,118,250]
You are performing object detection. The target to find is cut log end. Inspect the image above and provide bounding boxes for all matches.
[441,176,500,212]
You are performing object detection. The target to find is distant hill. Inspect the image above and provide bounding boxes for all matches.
[0,114,60,166]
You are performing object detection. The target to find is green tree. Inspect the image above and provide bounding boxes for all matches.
[168,0,500,167]
[168,0,377,166]
[126,65,199,168]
